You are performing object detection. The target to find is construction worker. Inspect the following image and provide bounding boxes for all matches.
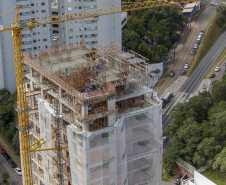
[100,82,104,90]
[65,67,68,75]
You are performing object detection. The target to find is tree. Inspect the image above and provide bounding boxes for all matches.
[122,29,142,50]
[128,17,144,37]
[212,80,226,102]
[212,147,226,173]
[209,111,226,144]
[138,42,153,61]
[193,137,222,167]
[12,131,20,155]
[2,172,9,182]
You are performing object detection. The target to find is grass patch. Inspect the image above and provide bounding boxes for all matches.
[202,169,226,185]
[187,12,225,76]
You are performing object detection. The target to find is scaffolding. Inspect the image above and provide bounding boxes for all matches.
[25,41,162,185]
[67,107,161,185]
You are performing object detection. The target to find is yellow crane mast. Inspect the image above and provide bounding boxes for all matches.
[0,1,196,184]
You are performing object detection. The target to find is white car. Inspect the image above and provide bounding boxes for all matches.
[184,63,189,69]
[211,2,218,6]
[15,168,22,176]
[215,67,221,72]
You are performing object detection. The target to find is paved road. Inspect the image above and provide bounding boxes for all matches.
[161,1,225,131]
[180,31,226,93]
[157,0,220,97]
[0,154,23,185]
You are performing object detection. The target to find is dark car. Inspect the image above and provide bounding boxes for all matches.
[3,153,10,161]
[181,69,186,75]
[210,73,216,78]
[191,49,196,55]
[0,147,4,154]
[169,71,175,77]
[8,160,16,168]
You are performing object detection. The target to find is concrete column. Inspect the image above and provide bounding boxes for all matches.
[81,104,88,117]
[59,102,63,114]
[107,99,116,127]
[30,81,34,91]
[59,87,63,98]
[40,74,43,83]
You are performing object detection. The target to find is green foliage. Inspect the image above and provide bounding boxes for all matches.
[122,6,187,63]
[122,29,142,50]
[193,137,222,167]
[0,89,18,155]
[212,79,226,102]
[2,172,9,182]
[138,42,153,60]
[165,76,226,171]
[212,147,226,173]
[12,131,20,155]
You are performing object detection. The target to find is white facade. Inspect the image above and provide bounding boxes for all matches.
[58,0,122,48]
[0,0,53,92]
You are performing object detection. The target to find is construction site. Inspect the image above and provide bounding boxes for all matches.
[24,41,163,185]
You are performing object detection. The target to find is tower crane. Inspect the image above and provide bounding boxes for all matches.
[0,1,196,184]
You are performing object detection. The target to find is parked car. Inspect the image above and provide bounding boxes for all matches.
[181,69,186,75]
[210,73,216,78]
[184,63,189,69]
[215,67,221,72]
[196,40,200,45]
[199,32,204,36]
[191,49,196,55]
[0,147,4,154]
[163,136,169,144]
[8,160,16,168]
[211,2,218,6]
[15,168,22,176]
[169,71,175,77]
[3,153,10,161]
[194,44,198,49]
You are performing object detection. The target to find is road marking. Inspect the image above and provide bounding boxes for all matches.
[0,158,22,185]
[205,0,215,10]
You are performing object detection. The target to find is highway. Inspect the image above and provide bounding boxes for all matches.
[162,2,226,131]
[180,31,226,93]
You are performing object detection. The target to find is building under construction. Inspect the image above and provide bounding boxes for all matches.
[24,41,163,185]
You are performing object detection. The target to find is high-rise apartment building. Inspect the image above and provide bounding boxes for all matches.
[25,41,162,185]
[0,0,53,92]
[58,0,122,47]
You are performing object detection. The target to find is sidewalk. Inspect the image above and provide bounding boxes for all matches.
[0,136,21,168]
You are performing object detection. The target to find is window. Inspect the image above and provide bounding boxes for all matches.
[31,3,34,6]
[43,39,47,42]
[33,40,37,43]
[42,10,46,13]
[42,24,46,27]
[31,11,35,14]
[42,31,47,35]
[79,27,83,31]
[85,27,97,31]
[68,7,72,11]
[33,33,36,36]
[69,36,73,39]
[34,47,37,50]
[68,21,72,25]
[80,35,83,38]
[78,6,82,9]
[68,0,72,2]
[41,2,45,5]
[69,29,73,32]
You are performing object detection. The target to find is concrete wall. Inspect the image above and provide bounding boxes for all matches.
[194,170,216,185]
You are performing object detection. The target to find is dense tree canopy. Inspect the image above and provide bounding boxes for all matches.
[0,89,19,154]
[164,74,226,174]
[122,6,188,63]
